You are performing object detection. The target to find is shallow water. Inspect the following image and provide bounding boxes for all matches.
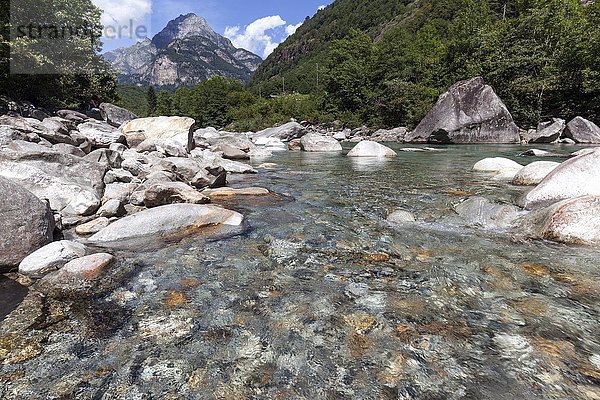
[2,144,600,399]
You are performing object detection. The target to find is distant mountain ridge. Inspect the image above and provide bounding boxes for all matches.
[104,13,262,88]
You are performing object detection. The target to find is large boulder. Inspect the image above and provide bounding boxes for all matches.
[520,148,600,209]
[300,133,342,152]
[142,182,211,208]
[347,141,397,157]
[520,196,600,246]
[252,122,305,142]
[473,158,523,173]
[121,117,195,151]
[404,77,520,144]
[0,149,107,215]
[99,103,137,128]
[512,161,560,186]
[0,177,55,272]
[563,117,600,144]
[0,126,30,146]
[524,118,566,143]
[88,204,244,247]
[77,121,126,148]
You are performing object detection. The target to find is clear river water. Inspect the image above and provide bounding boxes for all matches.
[1,144,600,399]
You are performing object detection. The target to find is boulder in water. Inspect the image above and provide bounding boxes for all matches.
[512,161,560,186]
[524,118,565,143]
[347,141,397,157]
[405,77,520,144]
[88,204,244,247]
[520,195,600,246]
[300,133,342,152]
[563,116,600,144]
[142,182,210,208]
[520,148,600,209]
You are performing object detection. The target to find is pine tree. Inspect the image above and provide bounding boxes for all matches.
[146,87,157,116]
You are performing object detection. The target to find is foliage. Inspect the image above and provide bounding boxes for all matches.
[146,87,157,116]
[0,0,117,109]
[251,0,600,129]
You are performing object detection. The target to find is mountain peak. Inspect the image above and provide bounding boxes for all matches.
[152,13,217,49]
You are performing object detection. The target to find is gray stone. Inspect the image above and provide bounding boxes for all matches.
[300,133,343,152]
[84,148,123,168]
[143,182,210,208]
[252,122,305,142]
[75,217,110,235]
[121,117,194,151]
[387,209,416,223]
[0,149,106,216]
[563,116,600,144]
[52,143,86,157]
[520,148,600,209]
[18,240,87,278]
[77,121,126,148]
[97,199,127,218]
[512,161,560,186]
[405,77,520,144]
[99,103,137,128]
[519,195,600,246]
[0,177,55,272]
[36,253,125,299]
[524,118,565,143]
[454,197,522,230]
[347,141,397,157]
[88,204,244,246]
[214,143,250,160]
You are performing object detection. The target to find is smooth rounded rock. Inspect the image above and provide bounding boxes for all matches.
[88,204,244,246]
[347,141,397,157]
[387,209,416,223]
[473,158,523,173]
[75,217,110,236]
[300,133,342,152]
[512,161,560,186]
[18,240,87,278]
[521,148,600,209]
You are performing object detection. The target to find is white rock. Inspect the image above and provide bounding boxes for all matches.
[347,141,397,157]
[19,240,87,278]
[387,209,416,223]
[300,133,343,152]
[512,161,560,186]
[473,157,523,172]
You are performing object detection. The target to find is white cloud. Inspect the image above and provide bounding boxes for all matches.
[318,5,327,11]
[285,22,303,36]
[93,0,152,33]
[225,15,303,59]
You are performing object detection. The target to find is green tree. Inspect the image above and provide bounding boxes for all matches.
[155,90,172,116]
[146,87,157,116]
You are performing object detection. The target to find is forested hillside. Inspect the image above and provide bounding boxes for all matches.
[251,0,600,129]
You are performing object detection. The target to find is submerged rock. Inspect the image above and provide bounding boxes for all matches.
[520,196,600,246]
[0,177,55,272]
[88,204,244,247]
[454,196,522,230]
[387,209,416,223]
[512,161,560,186]
[520,148,600,209]
[300,133,342,152]
[347,141,397,157]
[203,187,270,197]
[18,240,87,278]
[405,77,520,144]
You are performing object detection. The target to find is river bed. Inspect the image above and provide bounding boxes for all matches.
[1,144,600,399]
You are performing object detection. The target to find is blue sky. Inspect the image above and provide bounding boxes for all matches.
[94,0,333,56]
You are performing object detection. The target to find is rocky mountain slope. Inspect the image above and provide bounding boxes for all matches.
[104,14,262,87]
